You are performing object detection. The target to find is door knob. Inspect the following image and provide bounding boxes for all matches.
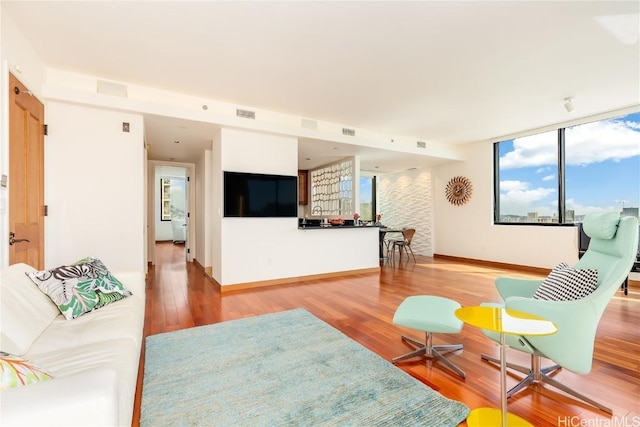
[9,232,30,245]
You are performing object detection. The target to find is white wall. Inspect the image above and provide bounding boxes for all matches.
[44,102,145,273]
[378,169,433,256]
[216,128,298,285]
[212,130,222,280]
[0,9,47,268]
[433,142,578,269]
[195,149,212,270]
[213,128,379,286]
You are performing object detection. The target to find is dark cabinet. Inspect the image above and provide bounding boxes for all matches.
[298,170,308,205]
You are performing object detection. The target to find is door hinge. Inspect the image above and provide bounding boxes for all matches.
[43,205,48,216]
[187,248,190,254]
[187,212,190,218]
[187,176,190,182]
[43,124,48,136]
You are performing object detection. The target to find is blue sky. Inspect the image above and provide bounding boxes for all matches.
[360,178,372,203]
[498,112,640,217]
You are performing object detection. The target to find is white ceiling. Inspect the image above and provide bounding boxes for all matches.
[3,1,639,172]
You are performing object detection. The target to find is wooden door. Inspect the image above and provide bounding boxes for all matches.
[9,73,45,269]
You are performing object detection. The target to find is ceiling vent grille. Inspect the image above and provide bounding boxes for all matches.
[236,109,255,119]
[301,118,318,130]
[96,80,128,98]
[417,141,427,149]
[342,128,355,136]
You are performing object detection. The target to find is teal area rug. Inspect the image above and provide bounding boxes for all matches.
[141,308,469,426]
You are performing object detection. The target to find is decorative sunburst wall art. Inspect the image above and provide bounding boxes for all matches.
[445,176,473,206]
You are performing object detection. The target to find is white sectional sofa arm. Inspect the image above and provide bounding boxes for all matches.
[1,369,120,427]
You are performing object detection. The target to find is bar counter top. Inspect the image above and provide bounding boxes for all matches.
[298,224,380,230]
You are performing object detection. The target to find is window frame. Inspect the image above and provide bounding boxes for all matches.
[493,111,639,226]
[358,174,377,222]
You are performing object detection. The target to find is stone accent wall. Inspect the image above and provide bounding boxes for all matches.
[378,169,433,257]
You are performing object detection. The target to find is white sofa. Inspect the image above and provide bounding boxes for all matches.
[0,263,145,427]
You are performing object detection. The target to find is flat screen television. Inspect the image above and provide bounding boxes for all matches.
[224,171,297,217]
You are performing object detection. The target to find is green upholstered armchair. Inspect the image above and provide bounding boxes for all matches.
[481,212,639,414]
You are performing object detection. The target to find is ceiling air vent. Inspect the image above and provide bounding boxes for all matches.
[417,141,427,149]
[236,109,255,119]
[301,118,318,130]
[342,128,355,136]
[96,80,128,98]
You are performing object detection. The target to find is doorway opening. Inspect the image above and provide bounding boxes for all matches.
[150,163,193,267]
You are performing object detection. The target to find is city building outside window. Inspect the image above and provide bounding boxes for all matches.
[494,112,640,224]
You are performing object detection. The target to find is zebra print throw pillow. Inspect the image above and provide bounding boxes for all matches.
[26,257,132,320]
[533,262,598,301]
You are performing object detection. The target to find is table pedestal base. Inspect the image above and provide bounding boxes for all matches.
[467,408,532,427]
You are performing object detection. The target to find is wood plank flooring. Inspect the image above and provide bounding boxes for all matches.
[133,242,640,426]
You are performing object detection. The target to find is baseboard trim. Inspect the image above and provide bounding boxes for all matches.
[433,254,552,275]
[192,258,214,282]
[215,267,380,293]
[192,253,638,292]
[434,254,640,289]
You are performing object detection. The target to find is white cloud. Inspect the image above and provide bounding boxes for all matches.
[500,117,640,169]
[565,120,640,165]
[500,131,557,169]
[542,174,555,181]
[500,180,529,191]
[499,181,556,215]
[565,198,616,215]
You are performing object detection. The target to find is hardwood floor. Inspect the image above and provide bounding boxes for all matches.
[133,242,640,426]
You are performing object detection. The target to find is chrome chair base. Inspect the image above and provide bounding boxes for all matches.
[393,333,465,379]
[481,353,612,414]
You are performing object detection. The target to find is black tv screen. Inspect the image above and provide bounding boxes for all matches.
[224,171,297,217]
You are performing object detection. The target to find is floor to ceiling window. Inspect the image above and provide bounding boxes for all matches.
[359,175,376,221]
[494,111,640,224]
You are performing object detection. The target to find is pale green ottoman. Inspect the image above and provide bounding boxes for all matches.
[392,295,465,379]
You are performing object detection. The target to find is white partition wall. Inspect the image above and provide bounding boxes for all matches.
[194,149,212,271]
[44,102,145,273]
[215,128,298,286]
[212,128,379,288]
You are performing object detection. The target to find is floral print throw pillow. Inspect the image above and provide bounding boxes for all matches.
[26,257,132,320]
[0,352,53,390]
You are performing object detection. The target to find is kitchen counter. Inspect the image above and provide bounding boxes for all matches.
[298,224,379,230]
